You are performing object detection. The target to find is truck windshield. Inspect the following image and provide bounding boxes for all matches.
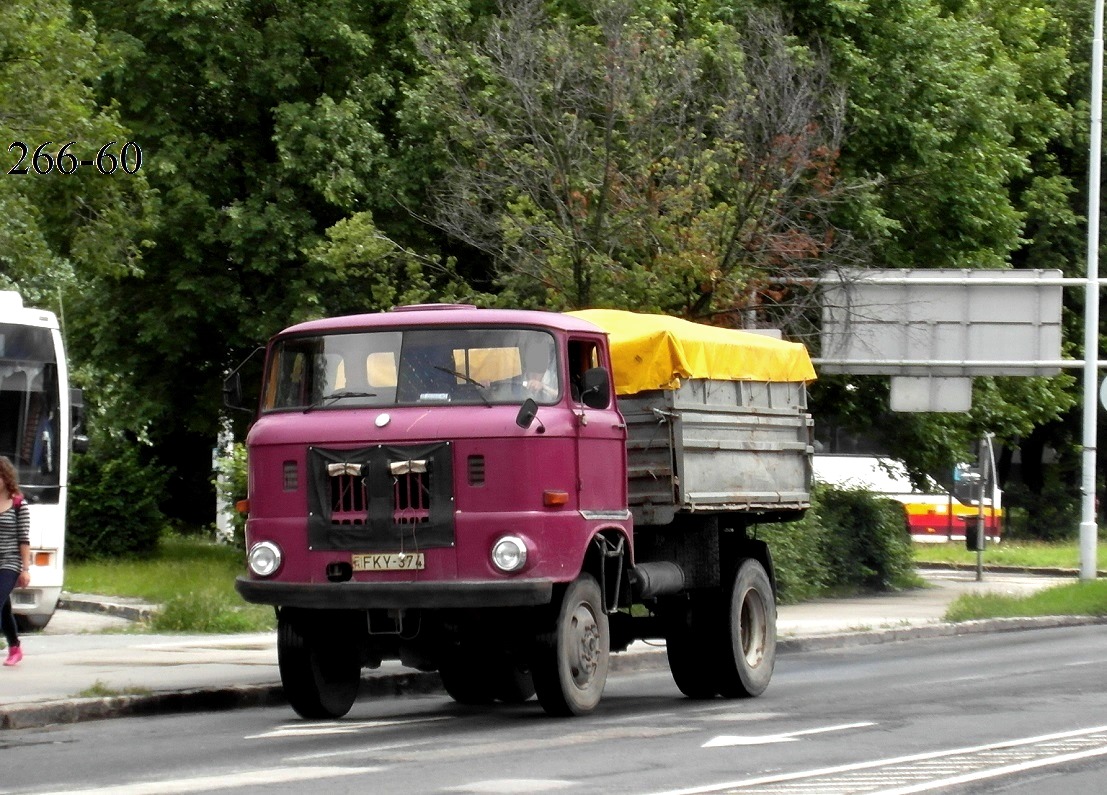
[261,327,560,411]
[0,323,62,497]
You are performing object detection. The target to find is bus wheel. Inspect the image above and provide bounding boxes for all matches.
[14,613,52,633]
[530,574,609,716]
[715,559,776,698]
[277,608,361,719]
[665,596,719,699]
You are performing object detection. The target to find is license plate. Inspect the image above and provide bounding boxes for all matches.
[351,553,425,572]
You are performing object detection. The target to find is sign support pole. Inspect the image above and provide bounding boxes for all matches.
[1080,0,1103,581]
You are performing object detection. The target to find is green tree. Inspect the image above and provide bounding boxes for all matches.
[782,0,1085,535]
[71,0,468,522]
[0,0,152,305]
[412,0,865,327]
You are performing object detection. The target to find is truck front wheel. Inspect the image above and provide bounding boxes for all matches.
[278,608,361,719]
[530,573,610,716]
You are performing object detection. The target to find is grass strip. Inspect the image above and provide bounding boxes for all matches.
[945,579,1107,622]
[66,535,275,633]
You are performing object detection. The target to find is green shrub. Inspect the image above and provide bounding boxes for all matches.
[817,487,914,589]
[758,484,915,601]
[757,504,830,604]
[67,435,167,560]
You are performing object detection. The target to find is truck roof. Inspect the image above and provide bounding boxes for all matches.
[279,304,605,337]
[569,309,816,390]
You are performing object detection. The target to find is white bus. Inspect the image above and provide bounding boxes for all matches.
[0,291,86,630]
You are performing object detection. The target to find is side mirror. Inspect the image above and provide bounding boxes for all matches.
[224,346,264,414]
[516,398,540,429]
[223,371,245,411]
[69,388,89,454]
[579,367,611,409]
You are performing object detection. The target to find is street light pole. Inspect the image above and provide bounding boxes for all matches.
[1080,0,1103,581]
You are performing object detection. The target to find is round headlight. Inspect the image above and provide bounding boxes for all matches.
[491,535,528,572]
[247,541,282,577]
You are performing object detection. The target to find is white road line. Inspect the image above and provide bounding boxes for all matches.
[703,722,876,747]
[868,744,1107,795]
[32,766,379,795]
[645,724,1107,795]
[244,715,451,739]
[286,738,438,761]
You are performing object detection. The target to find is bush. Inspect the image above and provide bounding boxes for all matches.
[67,435,167,560]
[817,487,915,589]
[758,484,915,601]
[757,506,829,604]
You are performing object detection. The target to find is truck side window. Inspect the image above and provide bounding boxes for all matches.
[567,340,600,403]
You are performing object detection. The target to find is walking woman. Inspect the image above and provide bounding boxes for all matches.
[0,455,30,666]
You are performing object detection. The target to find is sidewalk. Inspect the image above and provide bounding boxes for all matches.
[0,569,1100,730]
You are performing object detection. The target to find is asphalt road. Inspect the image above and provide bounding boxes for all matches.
[2,623,1104,794]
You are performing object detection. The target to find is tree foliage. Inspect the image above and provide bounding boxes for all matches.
[3,0,1096,538]
[0,0,152,305]
[413,0,866,330]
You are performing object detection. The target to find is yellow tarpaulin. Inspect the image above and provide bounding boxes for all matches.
[567,309,816,393]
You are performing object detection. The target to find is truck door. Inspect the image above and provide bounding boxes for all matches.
[568,338,626,511]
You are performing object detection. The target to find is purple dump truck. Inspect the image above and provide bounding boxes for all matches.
[231,305,815,717]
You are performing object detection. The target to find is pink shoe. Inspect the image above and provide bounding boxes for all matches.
[4,646,22,666]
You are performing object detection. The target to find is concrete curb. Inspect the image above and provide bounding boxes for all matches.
[56,594,158,623]
[915,561,1107,578]
[4,614,1105,731]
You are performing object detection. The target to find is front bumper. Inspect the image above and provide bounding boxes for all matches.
[235,576,554,610]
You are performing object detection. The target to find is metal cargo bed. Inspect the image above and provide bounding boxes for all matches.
[620,379,814,526]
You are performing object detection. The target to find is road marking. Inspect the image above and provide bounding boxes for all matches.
[244,715,451,739]
[451,780,575,793]
[703,721,875,747]
[646,724,1107,795]
[286,738,438,762]
[33,766,378,795]
[867,744,1107,794]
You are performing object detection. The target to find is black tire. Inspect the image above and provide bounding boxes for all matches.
[665,596,719,699]
[439,656,497,705]
[715,559,776,698]
[492,659,536,704]
[277,608,361,719]
[530,574,609,716]
[14,612,51,633]
[440,646,534,705]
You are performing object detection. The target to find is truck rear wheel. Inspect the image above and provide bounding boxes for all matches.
[530,573,609,716]
[666,559,776,699]
[665,595,719,699]
[716,558,776,698]
[440,643,535,705]
[278,608,361,719]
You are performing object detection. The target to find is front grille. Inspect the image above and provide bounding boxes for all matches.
[393,470,431,524]
[309,443,454,551]
[330,473,368,525]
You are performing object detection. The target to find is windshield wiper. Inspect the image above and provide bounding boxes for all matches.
[305,390,378,411]
[433,367,492,406]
